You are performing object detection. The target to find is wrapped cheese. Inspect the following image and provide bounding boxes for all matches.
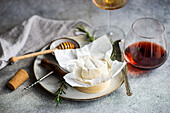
[53,35,126,93]
[73,56,111,85]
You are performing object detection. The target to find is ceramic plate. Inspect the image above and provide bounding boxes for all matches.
[33,36,124,100]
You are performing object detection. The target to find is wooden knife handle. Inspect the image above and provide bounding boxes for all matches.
[40,58,67,79]
[9,48,56,63]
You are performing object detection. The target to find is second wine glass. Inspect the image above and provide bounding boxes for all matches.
[123,18,168,69]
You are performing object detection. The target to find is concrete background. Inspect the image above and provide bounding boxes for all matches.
[0,0,170,113]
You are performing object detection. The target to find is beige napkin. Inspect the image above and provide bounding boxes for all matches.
[0,15,91,69]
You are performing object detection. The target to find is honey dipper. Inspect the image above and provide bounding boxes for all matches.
[9,42,75,63]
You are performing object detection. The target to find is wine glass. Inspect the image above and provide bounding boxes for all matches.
[123,18,168,69]
[92,0,128,41]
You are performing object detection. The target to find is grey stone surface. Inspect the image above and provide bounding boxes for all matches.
[0,0,170,113]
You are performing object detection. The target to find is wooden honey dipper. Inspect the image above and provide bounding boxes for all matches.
[10,42,75,63]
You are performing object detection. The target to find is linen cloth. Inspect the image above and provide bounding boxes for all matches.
[0,15,90,69]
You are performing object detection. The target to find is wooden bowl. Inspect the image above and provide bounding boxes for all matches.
[75,79,111,93]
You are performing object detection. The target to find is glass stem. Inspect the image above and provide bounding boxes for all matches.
[108,10,113,36]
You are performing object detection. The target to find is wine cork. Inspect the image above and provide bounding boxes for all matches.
[7,69,29,90]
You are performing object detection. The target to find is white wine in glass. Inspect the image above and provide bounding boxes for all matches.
[92,0,128,40]
[93,0,128,10]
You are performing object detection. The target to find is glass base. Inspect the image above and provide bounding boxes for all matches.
[93,25,125,41]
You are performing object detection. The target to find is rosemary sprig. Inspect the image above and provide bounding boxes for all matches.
[110,39,115,60]
[77,25,95,42]
[53,80,67,107]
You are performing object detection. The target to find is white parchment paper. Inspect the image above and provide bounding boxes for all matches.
[53,36,126,87]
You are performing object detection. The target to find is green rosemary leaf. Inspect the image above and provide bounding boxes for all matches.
[52,97,57,103]
[56,100,59,107]
[57,96,60,101]
[110,39,114,45]
[63,84,68,89]
[55,90,60,95]
[110,39,115,60]
[77,25,95,42]
[62,90,66,94]
[77,25,86,32]
[59,97,63,104]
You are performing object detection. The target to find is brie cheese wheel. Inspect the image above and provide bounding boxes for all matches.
[74,56,110,83]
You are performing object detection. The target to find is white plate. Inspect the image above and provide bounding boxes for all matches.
[33,36,124,100]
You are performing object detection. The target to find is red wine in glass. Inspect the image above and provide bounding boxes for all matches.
[123,18,168,70]
[124,41,167,69]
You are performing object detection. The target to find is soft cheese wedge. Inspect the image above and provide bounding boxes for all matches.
[73,56,110,83]
[91,58,110,78]
[80,56,110,80]
[81,57,101,79]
